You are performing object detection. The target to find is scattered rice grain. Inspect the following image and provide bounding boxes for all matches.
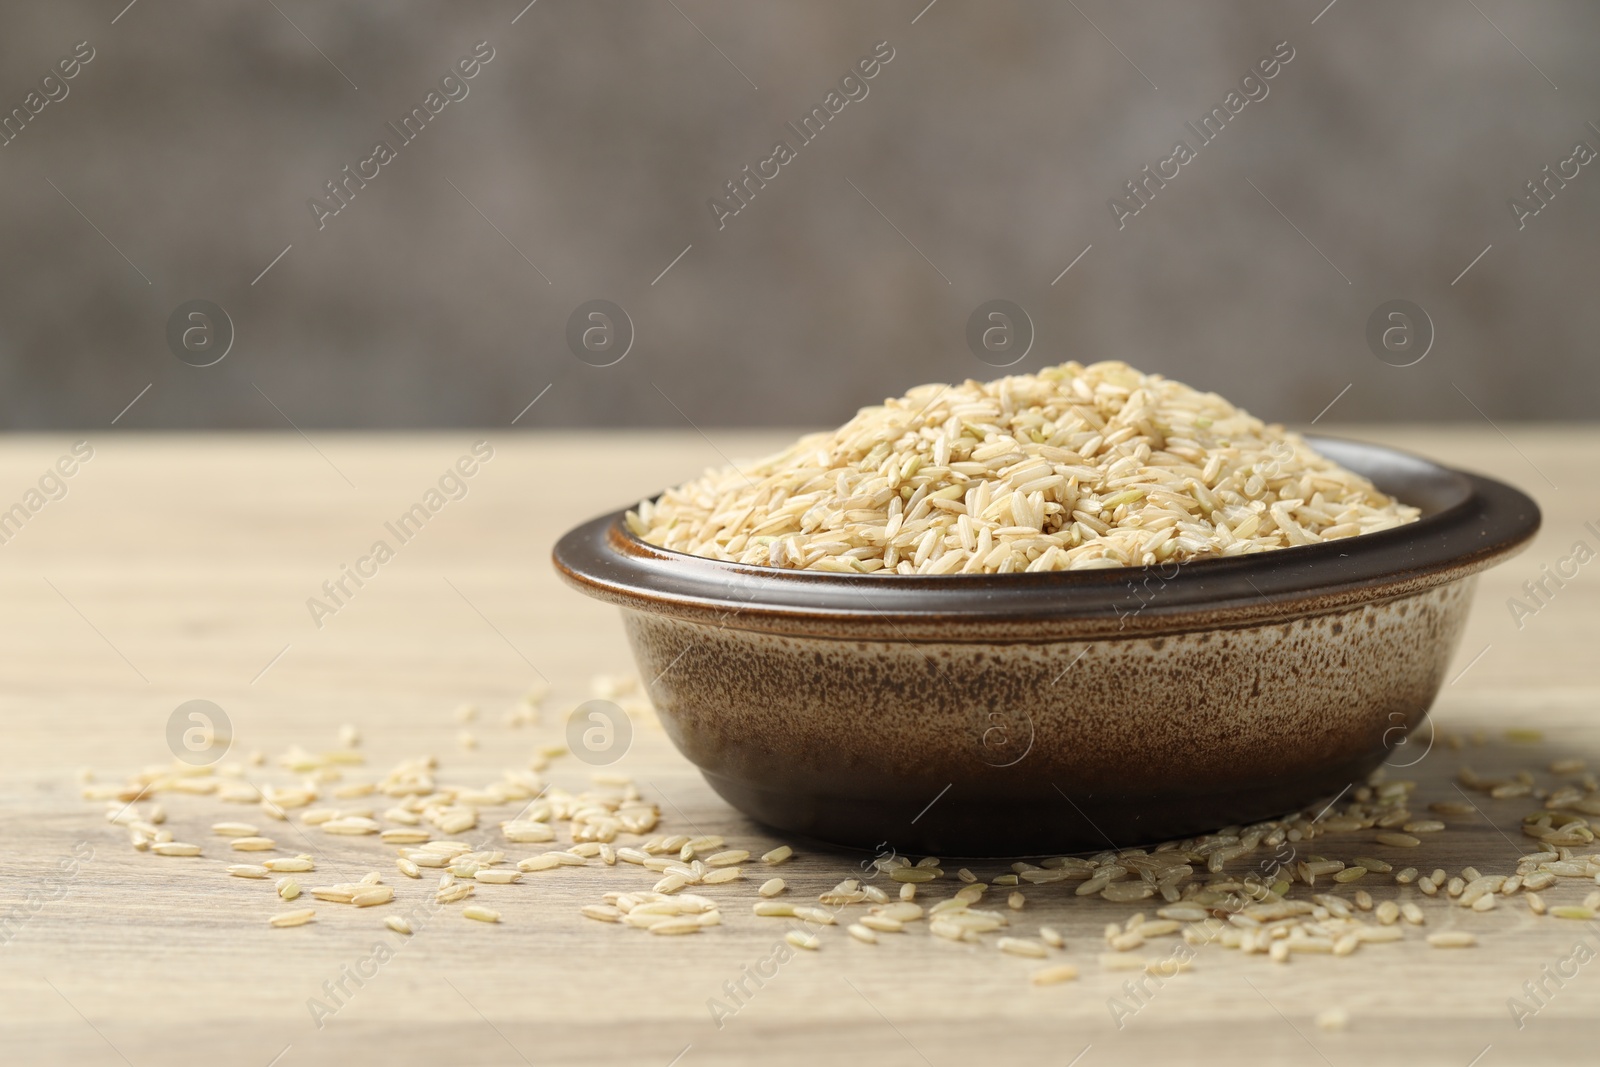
[270,909,315,928]
[1031,964,1079,985]
[1427,931,1477,948]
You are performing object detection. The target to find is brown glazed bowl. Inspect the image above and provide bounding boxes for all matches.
[553,437,1540,857]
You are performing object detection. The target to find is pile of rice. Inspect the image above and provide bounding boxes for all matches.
[626,362,1420,574]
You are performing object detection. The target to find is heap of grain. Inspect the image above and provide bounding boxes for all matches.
[628,361,1419,574]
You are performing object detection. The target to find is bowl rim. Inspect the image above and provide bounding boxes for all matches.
[551,435,1541,639]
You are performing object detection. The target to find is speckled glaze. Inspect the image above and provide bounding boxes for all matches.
[554,437,1540,856]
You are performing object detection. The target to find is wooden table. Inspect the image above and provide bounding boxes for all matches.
[1,427,1595,1067]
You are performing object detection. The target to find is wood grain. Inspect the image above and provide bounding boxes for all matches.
[0,427,1596,1067]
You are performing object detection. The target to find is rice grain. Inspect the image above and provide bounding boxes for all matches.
[1031,964,1079,985]
[847,923,878,944]
[1427,931,1477,948]
[270,909,315,928]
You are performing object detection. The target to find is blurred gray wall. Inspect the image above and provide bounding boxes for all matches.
[0,0,1595,429]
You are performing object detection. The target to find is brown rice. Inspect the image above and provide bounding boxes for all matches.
[628,362,1418,574]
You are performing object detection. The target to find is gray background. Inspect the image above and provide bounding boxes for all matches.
[1,0,1595,430]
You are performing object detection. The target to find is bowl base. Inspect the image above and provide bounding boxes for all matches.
[701,750,1388,859]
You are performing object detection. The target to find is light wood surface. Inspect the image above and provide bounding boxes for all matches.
[1,426,1597,1067]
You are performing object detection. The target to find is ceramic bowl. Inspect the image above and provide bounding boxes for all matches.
[553,437,1540,856]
